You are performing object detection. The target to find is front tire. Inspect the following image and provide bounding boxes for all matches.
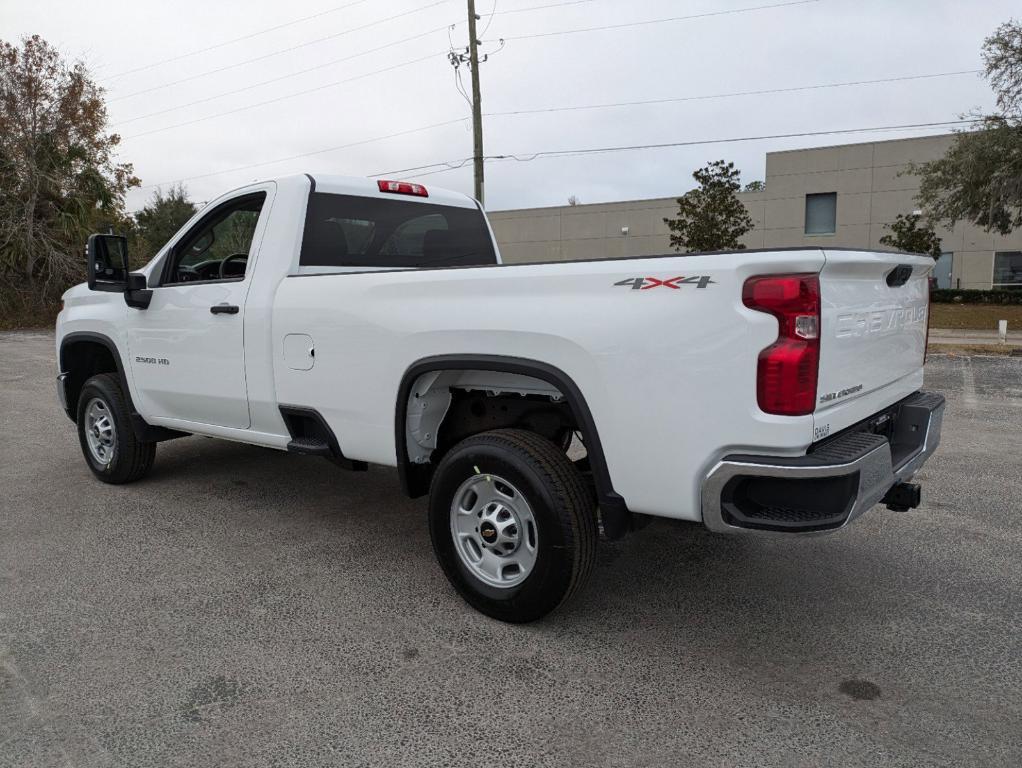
[429,429,597,623]
[76,373,156,484]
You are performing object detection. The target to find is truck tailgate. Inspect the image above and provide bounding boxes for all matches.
[816,249,932,433]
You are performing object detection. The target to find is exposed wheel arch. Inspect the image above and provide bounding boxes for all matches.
[60,332,129,422]
[394,355,630,530]
[59,332,186,443]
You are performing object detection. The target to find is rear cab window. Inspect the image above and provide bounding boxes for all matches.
[299,193,497,271]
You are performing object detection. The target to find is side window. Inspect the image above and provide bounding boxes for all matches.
[163,193,266,284]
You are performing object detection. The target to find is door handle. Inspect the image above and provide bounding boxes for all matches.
[210,304,239,315]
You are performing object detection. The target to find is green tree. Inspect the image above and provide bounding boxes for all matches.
[879,213,943,259]
[0,35,137,316]
[133,184,197,263]
[913,20,1022,234]
[743,180,765,192]
[664,160,754,253]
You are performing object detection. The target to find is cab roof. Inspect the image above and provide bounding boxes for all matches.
[294,173,479,209]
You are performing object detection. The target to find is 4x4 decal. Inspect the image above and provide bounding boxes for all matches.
[614,276,715,290]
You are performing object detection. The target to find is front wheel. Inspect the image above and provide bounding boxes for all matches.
[76,373,156,484]
[428,429,597,623]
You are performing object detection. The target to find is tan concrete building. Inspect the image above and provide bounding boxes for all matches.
[487,134,1022,291]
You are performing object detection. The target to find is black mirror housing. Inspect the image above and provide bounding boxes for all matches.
[124,272,152,310]
[87,234,130,291]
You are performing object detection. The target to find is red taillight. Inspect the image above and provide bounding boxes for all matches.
[377,179,428,197]
[743,274,820,416]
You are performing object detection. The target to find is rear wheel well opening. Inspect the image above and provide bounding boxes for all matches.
[437,386,582,458]
[396,357,632,537]
[398,364,600,499]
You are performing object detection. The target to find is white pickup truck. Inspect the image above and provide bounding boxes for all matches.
[56,173,944,622]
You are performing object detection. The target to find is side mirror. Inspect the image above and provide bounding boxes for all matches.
[87,234,129,292]
[124,273,152,310]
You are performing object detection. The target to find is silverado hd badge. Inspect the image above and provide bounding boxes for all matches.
[819,384,864,404]
[614,276,715,290]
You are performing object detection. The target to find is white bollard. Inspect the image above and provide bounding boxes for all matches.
[999,320,1008,344]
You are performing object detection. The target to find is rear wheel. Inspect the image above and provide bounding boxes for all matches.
[428,429,597,623]
[76,373,156,484]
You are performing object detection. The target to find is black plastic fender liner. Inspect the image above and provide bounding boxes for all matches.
[394,355,631,536]
[60,331,187,443]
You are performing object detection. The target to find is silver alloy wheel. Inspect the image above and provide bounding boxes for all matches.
[450,473,538,589]
[84,397,116,466]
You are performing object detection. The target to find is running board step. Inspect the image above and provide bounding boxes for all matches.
[287,437,331,456]
[280,406,369,471]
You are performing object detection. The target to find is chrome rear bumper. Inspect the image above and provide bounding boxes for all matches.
[701,391,945,534]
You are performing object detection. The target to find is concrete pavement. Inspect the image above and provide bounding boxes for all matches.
[2,331,1020,767]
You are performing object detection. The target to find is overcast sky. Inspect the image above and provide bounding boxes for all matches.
[6,0,1017,213]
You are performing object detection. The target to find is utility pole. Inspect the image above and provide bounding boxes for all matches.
[466,0,485,206]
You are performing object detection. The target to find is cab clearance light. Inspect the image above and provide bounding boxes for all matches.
[377,179,429,197]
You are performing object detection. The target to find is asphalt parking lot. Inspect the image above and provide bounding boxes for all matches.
[2,331,1020,767]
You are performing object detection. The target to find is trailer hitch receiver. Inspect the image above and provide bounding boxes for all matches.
[882,482,921,512]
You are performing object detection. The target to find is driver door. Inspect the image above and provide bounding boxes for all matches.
[126,189,270,429]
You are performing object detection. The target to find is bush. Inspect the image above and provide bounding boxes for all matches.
[931,288,1022,304]
[0,299,61,331]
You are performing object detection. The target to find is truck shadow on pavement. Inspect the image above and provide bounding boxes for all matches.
[139,433,942,661]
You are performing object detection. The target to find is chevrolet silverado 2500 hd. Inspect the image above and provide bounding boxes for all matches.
[56,174,944,622]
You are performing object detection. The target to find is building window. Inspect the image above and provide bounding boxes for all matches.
[994,251,1022,289]
[805,193,837,235]
[934,252,953,290]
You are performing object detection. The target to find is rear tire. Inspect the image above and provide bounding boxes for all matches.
[76,373,156,484]
[428,428,597,623]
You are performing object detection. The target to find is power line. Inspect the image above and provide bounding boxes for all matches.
[128,70,983,184]
[138,118,468,190]
[120,52,444,141]
[375,119,980,178]
[495,0,594,14]
[377,158,476,178]
[499,120,978,160]
[492,0,822,42]
[113,33,452,127]
[130,117,976,201]
[107,0,595,103]
[108,0,448,102]
[371,158,476,178]
[109,0,632,136]
[486,70,985,118]
[479,0,499,39]
[105,0,375,80]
